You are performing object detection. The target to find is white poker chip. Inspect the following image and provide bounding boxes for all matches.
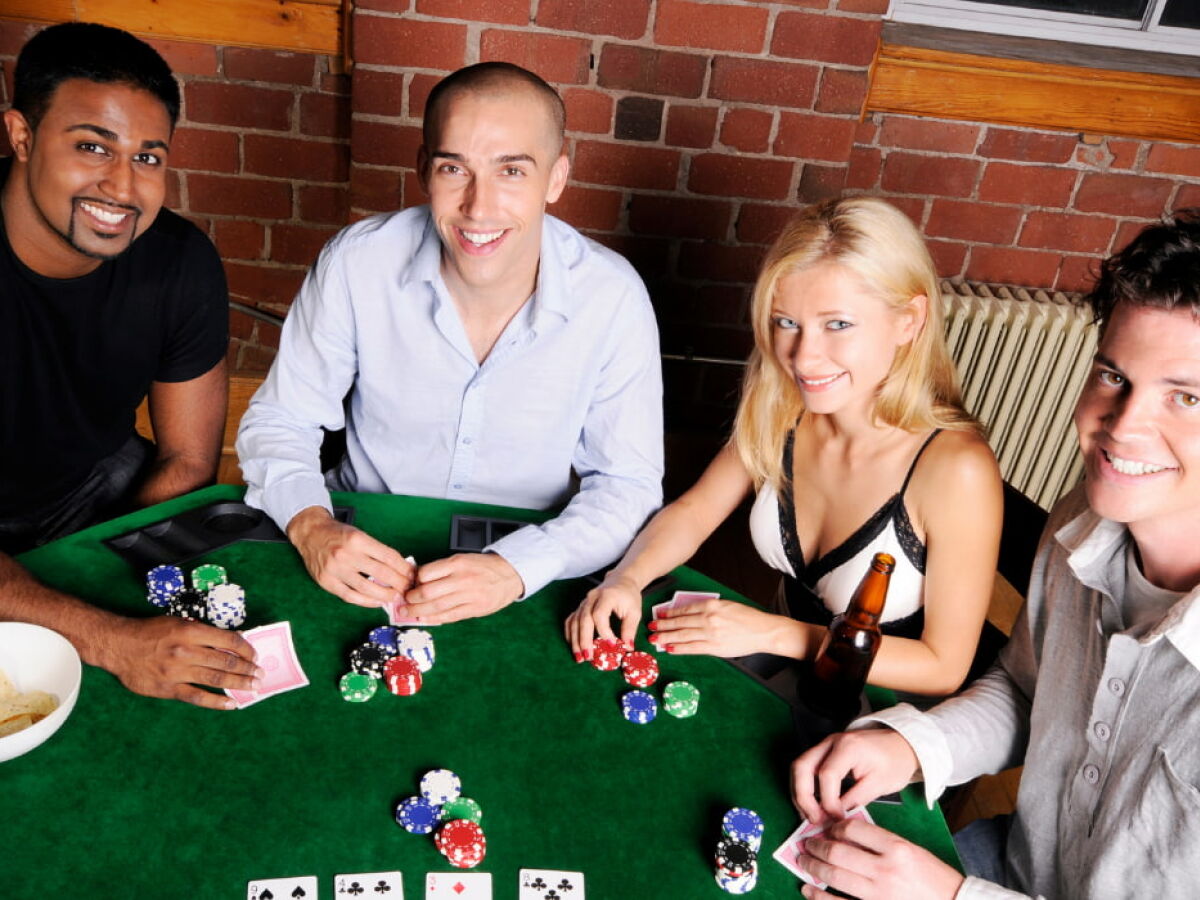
[420,768,462,806]
[397,629,436,673]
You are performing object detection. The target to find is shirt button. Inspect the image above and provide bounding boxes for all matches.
[452,483,463,491]
[1093,722,1111,741]
[1083,764,1100,784]
[1108,678,1125,696]
[461,437,472,445]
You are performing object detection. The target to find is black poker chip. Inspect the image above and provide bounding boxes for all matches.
[715,837,756,876]
[166,589,208,622]
[349,642,390,678]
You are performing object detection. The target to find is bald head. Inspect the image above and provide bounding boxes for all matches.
[423,62,565,157]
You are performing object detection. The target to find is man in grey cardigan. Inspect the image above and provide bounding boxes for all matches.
[790,209,1200,900]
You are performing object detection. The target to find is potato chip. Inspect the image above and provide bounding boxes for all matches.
[0,714,33,738]
[0,667,58,739]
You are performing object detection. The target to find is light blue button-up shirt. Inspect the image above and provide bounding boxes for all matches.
[237,206,663,597]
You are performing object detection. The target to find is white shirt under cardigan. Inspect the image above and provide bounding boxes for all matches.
[237,206,664,598]
[859,486,1200,899]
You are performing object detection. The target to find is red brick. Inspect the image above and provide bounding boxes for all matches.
[352,69,405,117]
[213,220,266,260]
[630,195,733,240]
[855,120,879,144]
[720,108,773,154]
[190,173,292,218]
[146,39,218,77]
[846,146,882,189]
[245,135,348,182]
[1176,183,1200,210]
[966,246,1061,287]
[881,152,980,198]
[798,163,848,202]
[598,44,707,98]
[537,0,651,38]
[655,0,769,53]
[1111,218,1153,254]
[224,48,315,85]
[926,239,967,278]
[879,195,926,226]
[1019,211,1116,253]
[225,262,307,309]
[417,0,530,24]
[563,88,614,134]
[301,92,350,139]
[665,104,719,148]
[573,140,680,190]
[355,16,467,70]
[678,241,763,282]
[409,73,441,118]
[1074,143,1110,169]
[165,171,182,209]
[925,199,1021,245]
[354,0,411,10]
[229,307,257,342]
[769,0,830,8]
[182,214,212,236]
[299,184,350,224]
[321,71,351,95]
[879,118,979,154]
[771,11,880,67]
[837,0,889,10]
[401,170,426,211]
[169,127,239,173]
[816,68,868,115]
[1056,255,1102,293]
[1075,173,1175,217]
[709,57,819,109]
[272,224,338,266]
[1107,139,1140,170]
[688,154,795,200]
[185,82,292,131]
[352,120,423,168]
[550,185,623,231]
[0,20,39,57]
[978,128,1076,164]
[480,30,590,84]
[775,112,856,162]
[1146,144,1200,178]
[351,166,405,213]
[737,203,796,244]
[979,162,1076,206]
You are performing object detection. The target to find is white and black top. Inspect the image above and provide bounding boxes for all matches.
[749,429,941,640]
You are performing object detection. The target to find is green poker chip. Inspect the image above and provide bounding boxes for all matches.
[191,563,228,593]
[663,680,700,718]
[339,671,378,702]
[441,796,483,824]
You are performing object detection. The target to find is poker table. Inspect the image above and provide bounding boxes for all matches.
[7,485,959,899]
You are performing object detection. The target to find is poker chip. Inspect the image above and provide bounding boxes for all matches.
[435,818,486,868]
[339,671,378,702]
[663,680,700,718]
[420,768,462,806]
[590,637,627,672]
[715,837,757,877]
[395,795,441,835]
[621,650,659,688]
[397,629,436,673]
[621,689,657,724]
[715,864,758,894]
[368,625,401,655]
[166,589,208,622]
[441,796,483,824]
[191,563,227,593]
[349,642,391,679]
[146,564,185,607]
[722,807,764,851]
[383,656,422,696]
[206,583,246,629]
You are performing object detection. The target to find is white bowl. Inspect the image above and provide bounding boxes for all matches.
[0,622,82,762]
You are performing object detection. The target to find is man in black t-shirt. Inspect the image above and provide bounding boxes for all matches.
[0,23,261,708]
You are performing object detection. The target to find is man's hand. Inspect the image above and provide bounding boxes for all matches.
[798,817,964,900]
[564,573,643,662]
[287,506,415,607]
[792,729,921,825]
[401,553,524,624]
[647,599,781,659]
[100,616,263,710]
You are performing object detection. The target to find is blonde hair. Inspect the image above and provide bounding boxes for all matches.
[732,197,980,489]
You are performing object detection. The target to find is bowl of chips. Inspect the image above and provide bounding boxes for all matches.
[0,622,81,763]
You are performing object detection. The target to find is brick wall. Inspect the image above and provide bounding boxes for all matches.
[3,7,1199,429]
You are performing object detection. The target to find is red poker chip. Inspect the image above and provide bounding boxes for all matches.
[436,819,486,867]
[590,638,627,671]
[621,650,659,687]
[384,656,422,695]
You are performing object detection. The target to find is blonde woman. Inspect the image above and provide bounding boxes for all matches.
[565,197,1002,696]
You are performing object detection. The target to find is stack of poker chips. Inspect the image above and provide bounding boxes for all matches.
[621,650,659,687]
[621,689,658,724]
[339,626,436,701]
[715,808,764,893]
[662,680,701,718]
[145,564,246,630]
[587,637,700,724]
[394,769,487,869]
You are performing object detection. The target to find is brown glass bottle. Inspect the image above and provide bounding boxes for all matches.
[795,552,894,740]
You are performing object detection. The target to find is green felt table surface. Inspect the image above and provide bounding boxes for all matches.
[6,485,959,899]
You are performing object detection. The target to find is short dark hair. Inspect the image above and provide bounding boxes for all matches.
[1088,208,1200,334]
[422,62,565,154]
[13,22,180,131]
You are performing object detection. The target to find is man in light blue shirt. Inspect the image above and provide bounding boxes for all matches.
[237,63,663,624]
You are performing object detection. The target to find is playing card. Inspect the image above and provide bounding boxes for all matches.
[247,875,318,899]
[385,557,437,626]
[335,871,403,897]
[772,807,874,888]
[518,868,585,899]
[425,872,491,899]
[651,590,719,620]
[226,621,309,708]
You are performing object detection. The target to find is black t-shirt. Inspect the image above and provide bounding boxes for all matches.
[0,158,228,513]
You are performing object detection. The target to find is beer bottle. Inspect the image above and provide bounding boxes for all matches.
[795,552,894,740]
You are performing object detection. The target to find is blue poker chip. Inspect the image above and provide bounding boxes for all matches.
[621,689,657,724]
[369,625,401,654]
[722,807,764,851]
[395,795,441,834]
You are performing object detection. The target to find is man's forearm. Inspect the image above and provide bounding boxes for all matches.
[133,451,219,509]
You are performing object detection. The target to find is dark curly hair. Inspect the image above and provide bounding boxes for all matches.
[1087,209,1200,335]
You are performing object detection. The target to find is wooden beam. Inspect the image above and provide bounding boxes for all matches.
[867,41,1200,145]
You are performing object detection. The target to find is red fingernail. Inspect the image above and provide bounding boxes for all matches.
[665,644,675,653]
[647,633,658,643]
[573,651,583,663]
[647,621,658,632]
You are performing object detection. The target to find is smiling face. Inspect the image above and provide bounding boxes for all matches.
[1074,303,1200,538]
[770,262,921,421]
[419,87,569,304]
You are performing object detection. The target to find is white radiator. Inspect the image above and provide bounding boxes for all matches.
[941,283,1099,510]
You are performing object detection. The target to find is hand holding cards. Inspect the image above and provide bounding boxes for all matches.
[226,621,309,709]
[773,806,875,889]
